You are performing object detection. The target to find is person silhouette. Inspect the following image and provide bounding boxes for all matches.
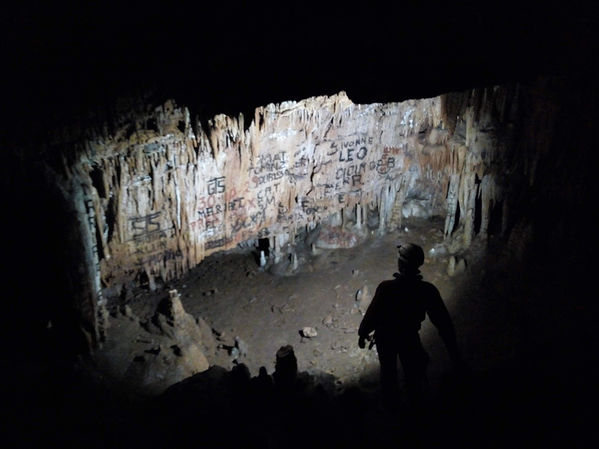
[358,243,463,410]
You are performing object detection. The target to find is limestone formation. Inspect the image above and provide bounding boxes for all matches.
[112,289,210,393]
[274,345,298,389]
[58,85,522,343]
[447,256,467,277]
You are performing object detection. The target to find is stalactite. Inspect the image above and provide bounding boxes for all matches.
[57,84,522,301]
[444,173,461,237]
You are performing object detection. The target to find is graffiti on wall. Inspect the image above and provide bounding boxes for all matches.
[98,94,435,284]
[127,211,181,266]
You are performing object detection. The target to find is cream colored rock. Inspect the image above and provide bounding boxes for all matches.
[66,86,517,342]
[301,327,318,338]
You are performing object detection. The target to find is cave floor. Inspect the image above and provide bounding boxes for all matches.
[127,216,491,394]
[10,217,597,448]
[188,218,455,386]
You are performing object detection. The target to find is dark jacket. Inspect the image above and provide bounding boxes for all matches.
[358,273,460,361]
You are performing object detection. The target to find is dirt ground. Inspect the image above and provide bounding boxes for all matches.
[9,216,597,448]
[119,216,487,395]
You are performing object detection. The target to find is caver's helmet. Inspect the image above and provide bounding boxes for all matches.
[397,243,425,269]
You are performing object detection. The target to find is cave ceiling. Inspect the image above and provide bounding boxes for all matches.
[4,1,596,139]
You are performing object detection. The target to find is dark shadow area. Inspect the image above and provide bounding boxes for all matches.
[4,2,597,146]
[3,285,597,449]
[0,158,92,363]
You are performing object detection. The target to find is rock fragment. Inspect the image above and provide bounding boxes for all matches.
[300,327,318,338]
[355,284,370,313]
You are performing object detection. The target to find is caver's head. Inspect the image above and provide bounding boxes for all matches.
[397,243,424,273]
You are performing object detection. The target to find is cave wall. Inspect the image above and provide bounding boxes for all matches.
[54,84,525,344]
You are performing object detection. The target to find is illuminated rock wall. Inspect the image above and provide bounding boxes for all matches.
[66,87,518,341]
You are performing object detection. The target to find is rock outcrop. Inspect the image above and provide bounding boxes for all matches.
[97,289,211,394]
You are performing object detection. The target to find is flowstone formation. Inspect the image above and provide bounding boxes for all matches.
[56,85,523,343]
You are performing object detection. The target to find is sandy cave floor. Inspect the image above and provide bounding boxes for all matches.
[114,216,502,394]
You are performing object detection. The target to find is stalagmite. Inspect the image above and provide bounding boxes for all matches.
[444,173,461,237]
[355,203,362,229]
